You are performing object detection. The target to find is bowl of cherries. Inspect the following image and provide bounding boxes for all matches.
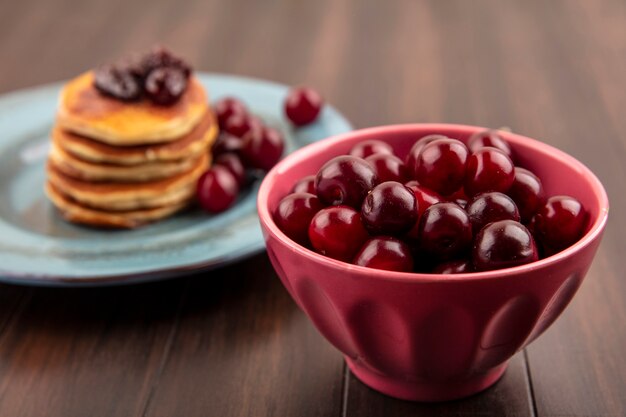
[257,124,608,402]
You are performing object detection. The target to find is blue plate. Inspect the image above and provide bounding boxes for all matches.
[0,73,352,286]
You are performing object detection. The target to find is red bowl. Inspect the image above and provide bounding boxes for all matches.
[257,124,609,401]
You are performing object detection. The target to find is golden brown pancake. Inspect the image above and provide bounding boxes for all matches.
[47,153,209,211]
[49,142,204,183]
[46,182,189,229]
[56,71,208,146]
[53,109,218,165]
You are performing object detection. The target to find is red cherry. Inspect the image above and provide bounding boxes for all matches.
[274,192,324,246]
[315,155,378,208]
[468,129,513,160]
[241,126,284,171]
[349,140,394,159]
[414,139,469,196]
[214,153,246,186]
[464,147,515,197]
[212,133,243,156]
[432,259,474,274]
[214,97,247,128]
[405,134,448,176]
[285,87,323,126]
[473,220,538,271]
[353,237,413,272]
[224,113,261,138]
[197,166,239,213]
[361,181,418,235]
[404,180,445,241]
[418,202,472,260]
[466,192,520,234]
[292,175,316,194]
[365,154,408,183]
[506,167,546,223]
[309,206,369,262]
[529,196,587,256]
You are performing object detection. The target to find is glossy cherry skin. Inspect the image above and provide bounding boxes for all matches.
[224,113,261,138]
[349,140,394,159]
[404,180,445,240]
[405,134,448,176]
[292,175,316,194]
[308,206,369,262]
[214,97,247,128]
[468,129,513,160]
[466,191,520,234]
[197,166,239,213]
[529,195,587,256]
[506,167,546,223]
[214,153,246,186]
[285,87,324,126]
[415,138,469,196]
[241,127,284,171]
[353,237,414,272]
[212,133,243,156]
[464,147,515,197]
[315,155,378,208]
[418,202,472,259]
[473,220,539,271]
[432,258,474,274]
[274,192,324,246]
[365,154,408,183]
[361,181,418,235]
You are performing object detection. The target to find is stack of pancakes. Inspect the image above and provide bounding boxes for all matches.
[46,71,218,228]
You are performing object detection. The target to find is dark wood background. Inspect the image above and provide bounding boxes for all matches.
[0,0,624,416]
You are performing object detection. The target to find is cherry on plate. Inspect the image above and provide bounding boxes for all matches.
[214,97,247,128]
[466,191,520,234]
[353,237,414,272]
[349,140,394,159]
[212,133,243,156]
[241,126,284,171]
[414,138,469,196]
[361,181,418,235]
[473,220,538,271]
[468,129,513,160]
[274,192,324,246]
[285,87,324,126]
[214,153,246,186]
[529,195,587,256]
[315,155,378,208]
[365,154,408,183]
[308,205,369,262]
[464,147,515,197]
[224,113,261,138]
[197,166,239,213]
[506,167,546,223]
[418,202,473,259]
[292,175,316,194]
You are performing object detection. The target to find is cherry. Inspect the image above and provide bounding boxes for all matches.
[468,129,513,160]
[361,181,418,235]
[144,67,187,105]
[224,113,261,138]
[464,147,515,197]
[405,134,448,176]
[285,87,324,126]
[274,192,324,246]
[197,166,239,213]
[309,206,369,262]
[94,65,141,101]
[432,259,473,274]
[404,180,444,241]
[365,154,408,183]
[241,126,284,171]
[353,237,414,272]
[529,196,587,256]
[466,192,520,234]
[315,155,378,208]
[473,220,538,271]
[214,153,246,186]
[414,138,469,196]
[418,202,472,259]
[506,167,546,223]
[214,97,247,128]
[292,175,316,194]
[212,133,243,156]
[349,140,394,159]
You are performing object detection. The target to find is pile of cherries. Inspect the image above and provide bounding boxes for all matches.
[274,130,588,273]
[94,46,192,105]
[197,87,324,213]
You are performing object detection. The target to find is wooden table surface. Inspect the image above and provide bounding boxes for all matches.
[0,0,625,416]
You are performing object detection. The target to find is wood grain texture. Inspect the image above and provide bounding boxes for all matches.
[0,0,624,416]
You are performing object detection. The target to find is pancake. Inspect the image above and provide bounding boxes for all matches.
[53,109,218,165]
[46,182,188,229]
[56,71,208,146]
[49,142,204,182]
[47,152,209,211]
